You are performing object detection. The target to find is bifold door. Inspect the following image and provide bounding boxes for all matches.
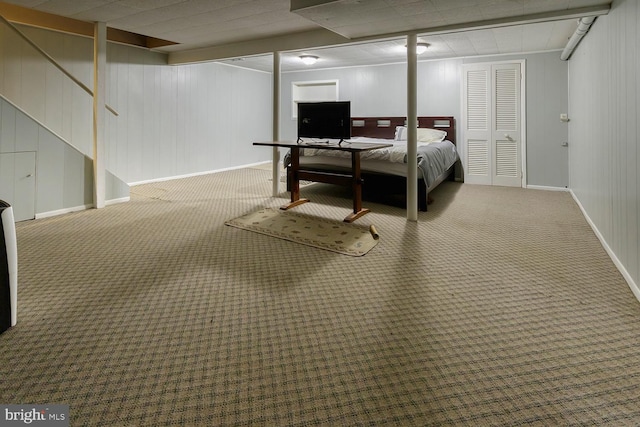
[463,62,522,187]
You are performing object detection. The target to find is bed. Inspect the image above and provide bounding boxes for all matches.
[285,116,458,211]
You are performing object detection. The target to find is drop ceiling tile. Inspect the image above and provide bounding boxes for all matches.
[393,1,439,16]
[430,0,483,11]
[70,3,151,22]
[32,0,113,17]
[117,0,187,9]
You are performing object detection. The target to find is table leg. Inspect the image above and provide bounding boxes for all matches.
[344,151,370,222]
[281,146,309,210]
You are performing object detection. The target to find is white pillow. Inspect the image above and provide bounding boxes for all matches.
[394,126,408,141]
[394,126,447,143]
[417,127,447,143]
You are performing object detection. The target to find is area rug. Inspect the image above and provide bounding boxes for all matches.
[225,207,378,256]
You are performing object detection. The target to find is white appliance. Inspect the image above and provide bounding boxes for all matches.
[0,200,18,333]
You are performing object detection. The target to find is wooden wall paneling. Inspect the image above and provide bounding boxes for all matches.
[45,60,64,137]
[0,100,16,153]
[203,64,218,171]
[159,65,177,178]
[126,61,144,181]
[63,144,86,207]
[70,84,92,156]
[15,109,38,152]
[235,68,272,165]
[178,63,192,175]
[568,0,640,290]
[3,29,21,103]
[630,0,640,281]
[622,0,638,280]
[114,47,130,181]
[174,66,187,176]
[0,26,5,97]
[20,29,46,124]
[36,128,65,213]
[210,64,227,171]
[142,57,160,179]
[200,63,217,172]
[105,44,117,177]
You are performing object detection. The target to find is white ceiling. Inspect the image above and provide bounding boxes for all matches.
[221,19,582,72]
[0,0,611,71]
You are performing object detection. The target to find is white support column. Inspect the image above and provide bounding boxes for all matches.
[93,22,107,209]
[406,34,418,221]
[272,51,281,197]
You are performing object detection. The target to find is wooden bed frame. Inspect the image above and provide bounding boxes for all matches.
[287,116,457,211]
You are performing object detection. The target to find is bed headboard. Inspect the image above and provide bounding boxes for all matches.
[350,116,456,145]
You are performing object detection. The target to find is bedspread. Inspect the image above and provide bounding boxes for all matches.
[284,137,458,190]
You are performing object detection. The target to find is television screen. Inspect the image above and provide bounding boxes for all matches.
[297,101,351,142]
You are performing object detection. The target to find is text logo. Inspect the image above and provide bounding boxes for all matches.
[1,405,69,426]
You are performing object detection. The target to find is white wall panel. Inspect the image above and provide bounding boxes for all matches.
[280,60,461,142]
[1,27,22,103]
[0,26,4,93]
[14,25,94,156]
[159,65,178,177]
[36,127,66,212]
[20,43,46,123]
[568,0,640,291]
[0,101,16,153]
[63,144,86,207]
[104,44,271,184]
[15,109,38,152]
[45,61,65,137]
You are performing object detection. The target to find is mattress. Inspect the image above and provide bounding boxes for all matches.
[289,137,459,190]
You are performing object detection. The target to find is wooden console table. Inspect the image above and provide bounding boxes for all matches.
[253,140,393,222]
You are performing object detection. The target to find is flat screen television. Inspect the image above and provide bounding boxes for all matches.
[297,101,351,142]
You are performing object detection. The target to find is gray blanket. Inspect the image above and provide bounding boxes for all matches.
[283,139,458,190]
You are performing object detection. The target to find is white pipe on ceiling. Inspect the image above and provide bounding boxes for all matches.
[560,16,596,61]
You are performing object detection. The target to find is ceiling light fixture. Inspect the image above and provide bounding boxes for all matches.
[299,55,319,65]
[416,42,430,54]
[405,42,430,55]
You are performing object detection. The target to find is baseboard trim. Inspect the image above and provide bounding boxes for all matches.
[105,197,130,206]
[36,204,93,219]
[569,189,640,304]
[128,162,267,187]
[35,196,130,220]
[527,185,569,192]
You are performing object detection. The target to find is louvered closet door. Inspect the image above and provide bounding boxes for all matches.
[463,64,492,185]
[492,63,521,187]
[463,62,522,187]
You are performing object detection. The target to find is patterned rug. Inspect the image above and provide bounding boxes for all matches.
[225,207,378,256]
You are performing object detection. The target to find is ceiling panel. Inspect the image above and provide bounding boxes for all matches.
[291,0,609,39]
[218,18,580,73]
[1,0,608,65]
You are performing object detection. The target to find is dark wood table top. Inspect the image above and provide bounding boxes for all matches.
[253,140,393,152]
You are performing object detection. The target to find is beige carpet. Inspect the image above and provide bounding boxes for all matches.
[1,167,640,426]
[225,207,378,256]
